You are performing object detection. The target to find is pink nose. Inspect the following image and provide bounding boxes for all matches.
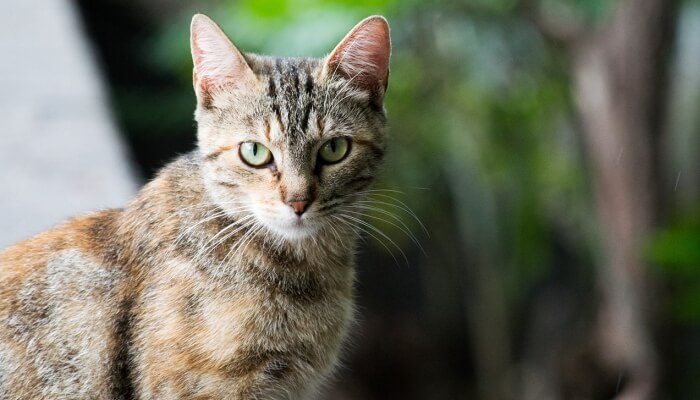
[286,200,309,216]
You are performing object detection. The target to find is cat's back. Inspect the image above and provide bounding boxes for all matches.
[0,209,133,398]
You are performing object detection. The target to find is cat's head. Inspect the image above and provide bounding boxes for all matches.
[190,14,390,241]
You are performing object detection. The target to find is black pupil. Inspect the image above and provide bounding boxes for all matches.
[330,140,336,153]
[252,143,258,156]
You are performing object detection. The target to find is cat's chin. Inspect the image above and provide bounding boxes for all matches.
[262,218,321,242]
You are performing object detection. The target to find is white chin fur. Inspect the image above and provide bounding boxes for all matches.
[257,214,320,241]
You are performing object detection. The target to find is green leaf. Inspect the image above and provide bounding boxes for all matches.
[648,227,700,275]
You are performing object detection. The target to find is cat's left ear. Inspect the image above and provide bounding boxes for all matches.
[324,16,391,102]
[190,14,257,106]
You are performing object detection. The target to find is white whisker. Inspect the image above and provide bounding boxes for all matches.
[191,214,256,264]
[332,215,400,266]
[341,207,425,255]
[354,198,429,236]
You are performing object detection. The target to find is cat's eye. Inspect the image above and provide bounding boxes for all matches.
[239,142,272,167]
[318,137,350,164]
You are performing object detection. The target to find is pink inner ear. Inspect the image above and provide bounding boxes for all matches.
[190,14,255,98]
[191,30,210,91]
[327,17,391,94]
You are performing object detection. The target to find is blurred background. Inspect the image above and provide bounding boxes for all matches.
[2,0,700,398]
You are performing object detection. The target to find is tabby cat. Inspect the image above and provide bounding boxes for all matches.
[0,13,390,399]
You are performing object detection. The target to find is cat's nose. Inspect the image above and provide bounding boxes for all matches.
[286,199,310,216]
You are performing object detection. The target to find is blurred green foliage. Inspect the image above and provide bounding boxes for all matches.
[649,216,700,321]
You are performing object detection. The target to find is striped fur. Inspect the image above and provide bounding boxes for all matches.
[0,14,390,399]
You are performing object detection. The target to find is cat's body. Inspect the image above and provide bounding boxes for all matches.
[0,14,390,399]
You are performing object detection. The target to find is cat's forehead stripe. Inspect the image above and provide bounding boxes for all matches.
[267,77,277,98]
[262,57,319,143]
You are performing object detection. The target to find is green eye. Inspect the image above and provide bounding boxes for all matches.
[239,142,272,167]
[319,137,350,164]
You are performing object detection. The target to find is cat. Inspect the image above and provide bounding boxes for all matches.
[0,13,390,399]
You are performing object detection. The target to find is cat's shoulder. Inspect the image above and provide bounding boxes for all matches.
[0,209,124,285]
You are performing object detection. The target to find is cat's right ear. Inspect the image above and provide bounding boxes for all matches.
[190,14,256,106]
[324,16,391,102]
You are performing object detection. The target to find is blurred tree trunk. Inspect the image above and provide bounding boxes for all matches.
[538,0,679,398]
[446,156,512,400]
